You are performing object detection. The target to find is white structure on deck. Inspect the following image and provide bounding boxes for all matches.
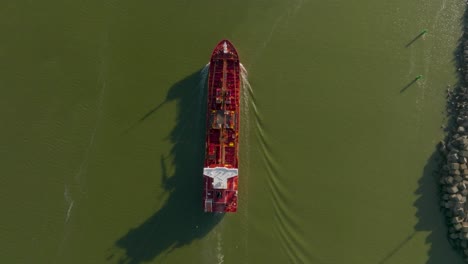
[204,167,238,189]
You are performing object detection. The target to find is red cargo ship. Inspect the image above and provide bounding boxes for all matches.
[203,40,240,213]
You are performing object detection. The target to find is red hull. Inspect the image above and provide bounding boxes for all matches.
[203,40,240,213]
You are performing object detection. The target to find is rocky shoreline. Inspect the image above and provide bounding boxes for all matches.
[439,19,468,260]
[439,113,468,261]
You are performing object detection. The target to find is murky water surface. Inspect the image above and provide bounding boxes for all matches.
[0,0,466,263]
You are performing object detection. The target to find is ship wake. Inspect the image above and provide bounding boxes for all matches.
[241,64,314,264]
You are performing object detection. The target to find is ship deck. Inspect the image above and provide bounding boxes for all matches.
[203,40,241,213]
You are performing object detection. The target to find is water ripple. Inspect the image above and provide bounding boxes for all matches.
[241,64,309,264]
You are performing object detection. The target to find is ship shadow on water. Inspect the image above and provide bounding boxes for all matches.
[111,67,224,264]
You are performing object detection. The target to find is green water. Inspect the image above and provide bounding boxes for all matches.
[1,0,466,263]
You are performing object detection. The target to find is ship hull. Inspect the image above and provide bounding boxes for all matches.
[203,40,240,213]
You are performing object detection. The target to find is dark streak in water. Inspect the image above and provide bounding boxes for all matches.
[379,150,462,264]
[405,31,426,48]
[400,78,418,93]
[139,100,168,123]
[377,231,417,264]
[122,100,167,134]
[111,68,224,264]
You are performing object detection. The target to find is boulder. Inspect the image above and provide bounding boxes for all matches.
[458,209,467,218]
[449,143,458,151]
[441,177,448,184]
[462,189,468,196]
[450,163,461,170]
[462,164,468,170]
[460,232,466,240]
[462,240,468,248]
[456,175,464,183]
[459,126,466,133]
[449,154,459,163]
[448,185,460,194]
[450,149,461,154]
[447,176,455,184]
[443,164,450,172]
[462,222,468,232]
[454,203,464,210]
[460,182,467,190]
[446,201,455,208]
